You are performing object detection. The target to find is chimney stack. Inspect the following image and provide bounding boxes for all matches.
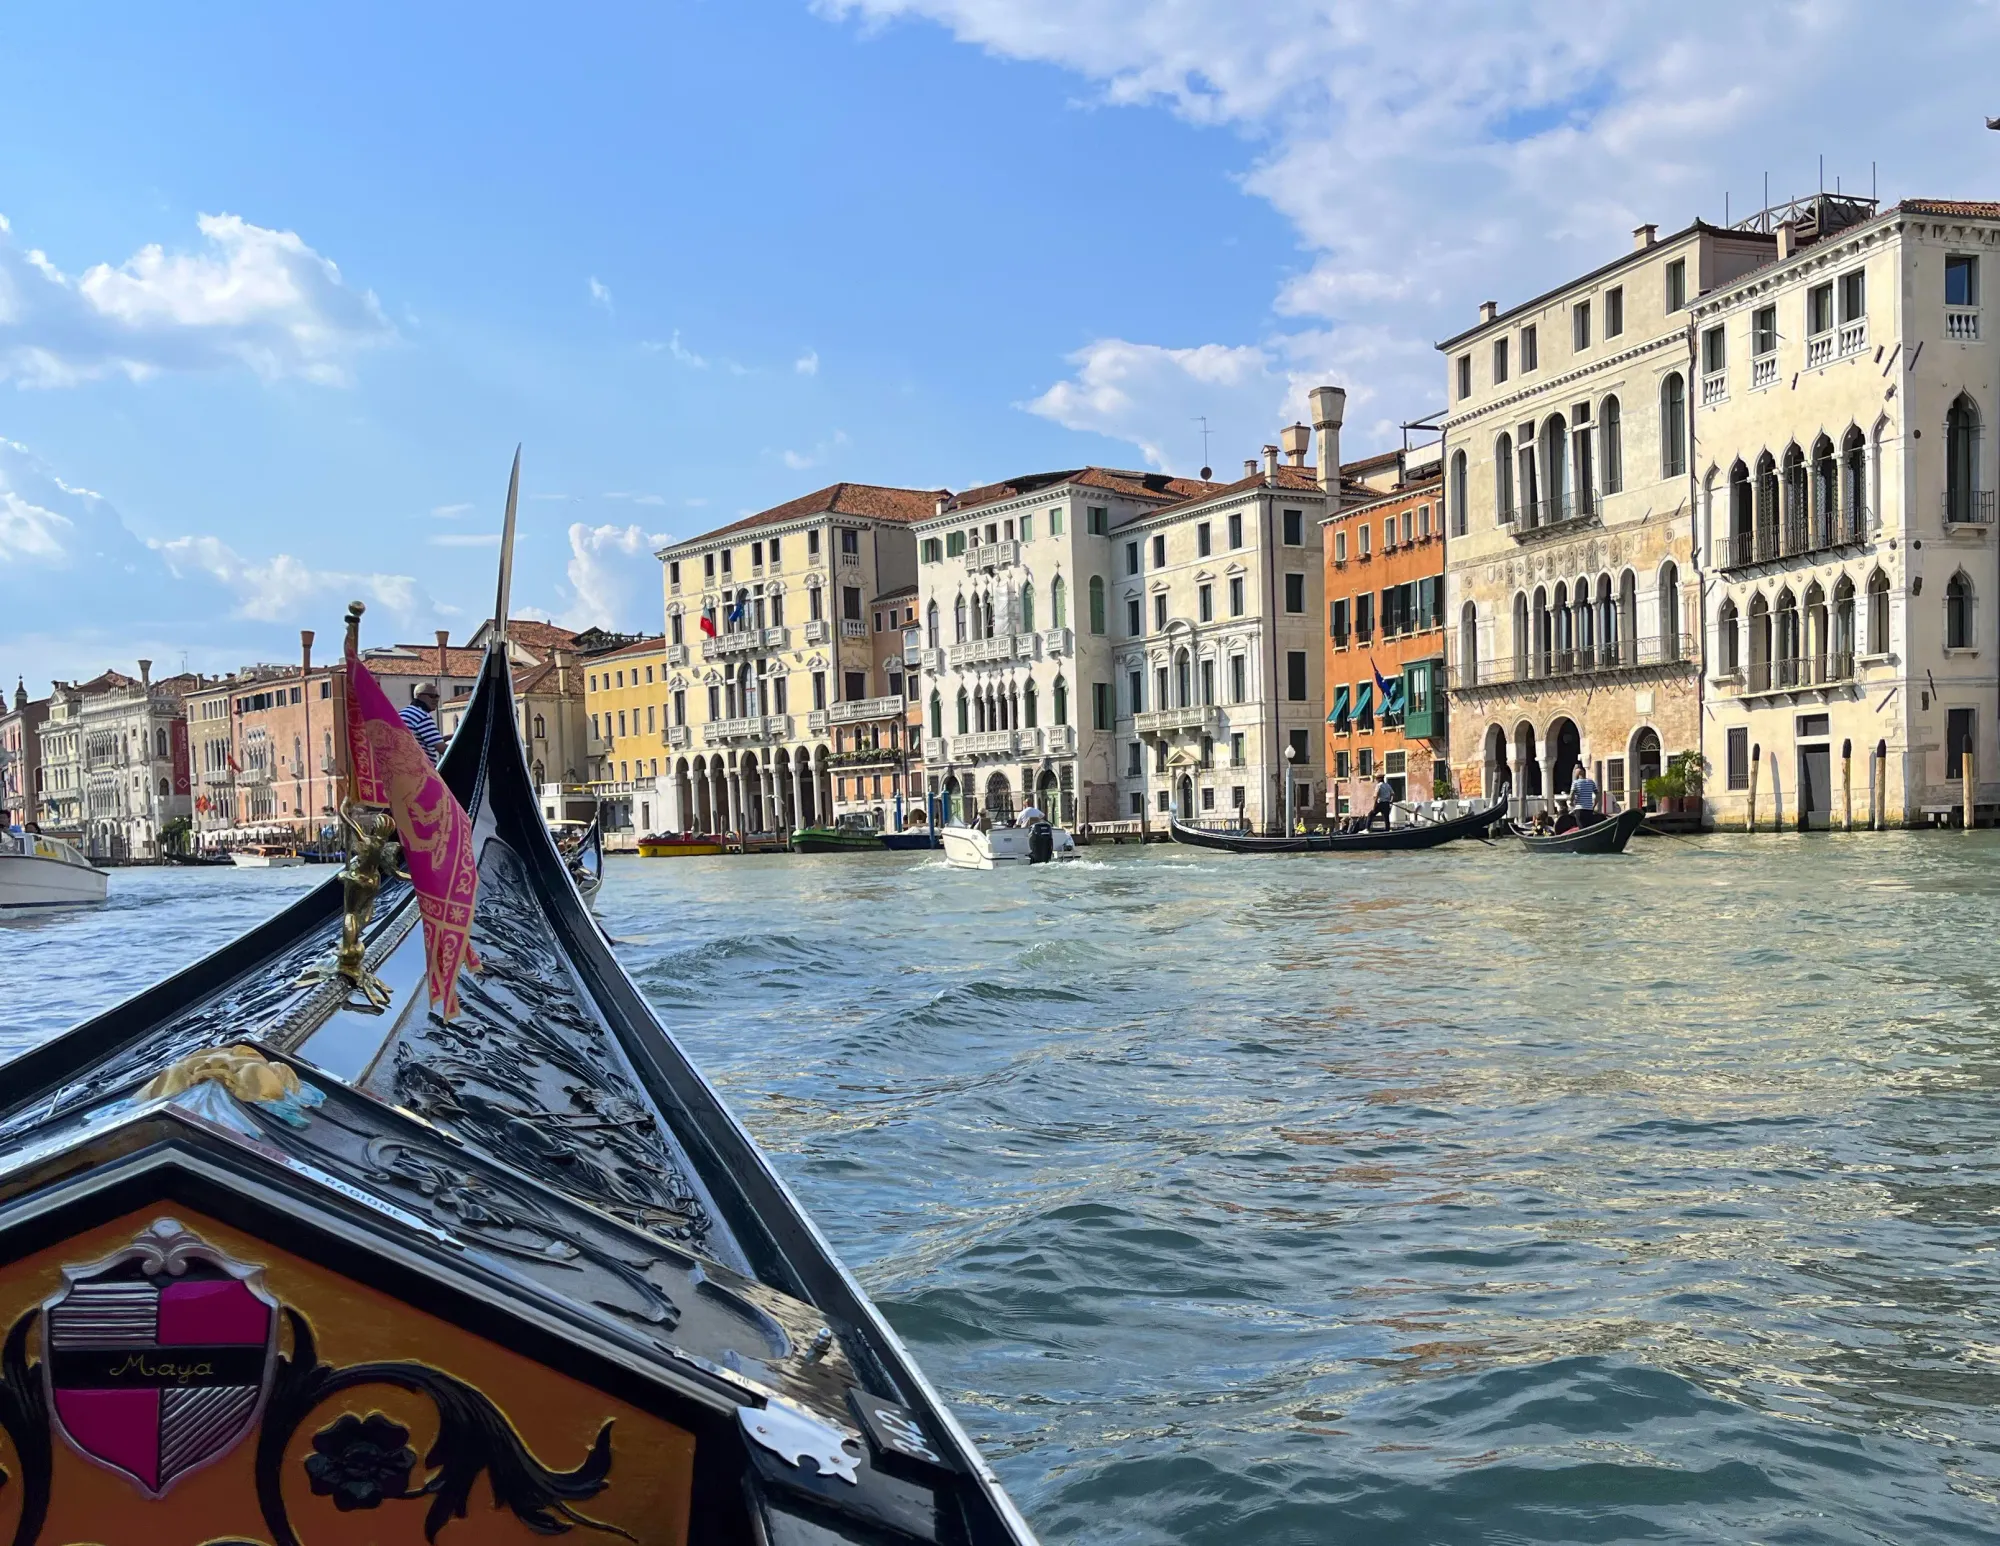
[435,629,450,701]
[934,494,950,518]
[300,629,314,677]
[1262,444,1281,484]
[1309,385,1347,505]
[1280,422,1312,467]
[1776,219,1796,261]
[1633,223,1658,251]
[138,659,152,692]
[1244,458,1259,479]
[1478,300,1498,324]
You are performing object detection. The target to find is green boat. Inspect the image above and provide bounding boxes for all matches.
[791,821,886,853]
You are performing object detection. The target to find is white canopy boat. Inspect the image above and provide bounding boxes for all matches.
[940,819,1079,870]
[231,845,306,868]
[0,830,109,910]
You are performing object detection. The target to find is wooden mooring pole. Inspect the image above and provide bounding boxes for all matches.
[1842,738,1853,832]
[1965,737,1976,831]
[1874,738,1888,830]
[1747,741,1760,832]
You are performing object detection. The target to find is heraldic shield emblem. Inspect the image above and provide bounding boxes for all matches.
[41,1217,277,1497]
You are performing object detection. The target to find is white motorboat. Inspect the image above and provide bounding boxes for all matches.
[0,830,109,910]
[940,819,1079,870]
[230,845,305,868]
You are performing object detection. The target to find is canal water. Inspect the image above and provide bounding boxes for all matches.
[10,834,2000,1544]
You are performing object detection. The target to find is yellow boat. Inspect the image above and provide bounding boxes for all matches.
[637,832,727,858]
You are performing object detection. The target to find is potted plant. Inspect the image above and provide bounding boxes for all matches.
[1645,751,1703,814]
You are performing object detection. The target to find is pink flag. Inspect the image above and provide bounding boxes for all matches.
[345,644,479,1017]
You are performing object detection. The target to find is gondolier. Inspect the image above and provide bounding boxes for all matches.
[1570,764,1600,821]
[1368,774,1397,830]
[399,682,444,763]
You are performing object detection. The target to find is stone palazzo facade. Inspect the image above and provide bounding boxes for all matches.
[1440,218,1776,812]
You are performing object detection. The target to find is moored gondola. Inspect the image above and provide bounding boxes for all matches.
[0,580,1037,1537]
[1169,799,1508,854]
[553,813,605,903]
[1512,805,1646,854]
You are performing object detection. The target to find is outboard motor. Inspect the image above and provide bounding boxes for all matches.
[1028,821,1055,865]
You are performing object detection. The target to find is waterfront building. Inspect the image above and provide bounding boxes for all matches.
[655,483,940,836]
[1322,443,1446,819]
[827,583,921,829]
[583,637,670,842]
[1692,197,2000,827]
[38,663,195,859]
[184,653,342,846]
[0,681,49,828]
[914,467,1218,828]
[1440,219,1775,814]
[1108,421,1347,834]
[451,618,597,824]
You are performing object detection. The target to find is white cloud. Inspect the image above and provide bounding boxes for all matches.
[0,211,393,388]
[149,534,431,626]
[428,532,503,547]
[430,501,473,518]
[554,522,672,632]
[1026,339,1277,471]
[820,0,2000,465]
[781,429,850,471]
[588,275,613,311]
[604,490,667,506]
[641,330,706,368]
[795,349,820,376]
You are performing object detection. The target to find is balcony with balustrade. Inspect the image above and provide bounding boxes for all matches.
[1040,627,1073,658]
[666,643,689,667]
[1945,488,1996,527]
[662,724,691,751]
[803,618,831,645]
[828,695,906,725]
[840,618,868,639]
[1751,355,1777,390]
[1948,306,1981,341]
[956,729,1020,757]
[1701,370,1728,405]
[1452,634,1695,692]
[702,714,794,745]
[702,626,789,661]
[947,632,1034,669]
[1718,500,1869,572]
[965,539,1021,571]
[1511,491,1596,541]
[1135,704,1220,737]
[1741,650,1859,697]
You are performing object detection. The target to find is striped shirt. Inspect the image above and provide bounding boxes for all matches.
[399,703,444,762]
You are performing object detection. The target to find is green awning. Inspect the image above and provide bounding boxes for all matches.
[1328,685,1350,728]
[1355,683,1374,721]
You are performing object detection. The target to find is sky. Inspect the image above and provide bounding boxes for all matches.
[3,0,1999,687]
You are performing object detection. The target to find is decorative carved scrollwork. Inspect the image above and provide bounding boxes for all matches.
[378,842,716,1254]
[255,1308,633,1545]
[0,1308,51,1546]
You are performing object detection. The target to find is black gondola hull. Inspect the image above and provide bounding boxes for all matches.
[1513,806,1646,854]
[1169,801,1508,854]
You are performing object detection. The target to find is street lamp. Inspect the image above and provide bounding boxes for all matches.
[1283,741,1297,835]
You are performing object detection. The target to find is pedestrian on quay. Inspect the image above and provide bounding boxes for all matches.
[400,683,445,764]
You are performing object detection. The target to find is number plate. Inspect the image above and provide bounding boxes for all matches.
[848,1389,955,1475]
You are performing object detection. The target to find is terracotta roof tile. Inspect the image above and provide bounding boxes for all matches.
[372,644,489,677]
[684,483,949,546]
[1900,199,2000,220]
[945,467,1211,514]
[502,620,579,652]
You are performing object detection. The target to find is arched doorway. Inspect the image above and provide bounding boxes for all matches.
[1548,716,1582,794]
[1633,728,1663,808]
[941,773,960,825]
[1036,768,1059,820]
[1177,775,1194,820]
[1483,723,1510,803]
[1514,721,1542,802]
[984,771,1014,821]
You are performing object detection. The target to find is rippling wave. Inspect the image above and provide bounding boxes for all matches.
[18,835,2000,1542]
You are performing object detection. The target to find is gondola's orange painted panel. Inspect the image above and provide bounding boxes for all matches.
[0,1205,694,1546]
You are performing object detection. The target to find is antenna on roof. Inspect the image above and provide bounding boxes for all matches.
[1194,415,1212,476]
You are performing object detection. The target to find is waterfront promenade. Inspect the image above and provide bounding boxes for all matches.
[12,835,2000,1544]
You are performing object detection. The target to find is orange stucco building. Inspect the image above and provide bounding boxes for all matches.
[1321,455,1448,817]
